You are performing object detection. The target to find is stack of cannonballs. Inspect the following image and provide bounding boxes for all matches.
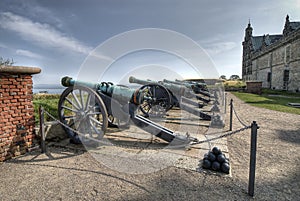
[202,147,230,174]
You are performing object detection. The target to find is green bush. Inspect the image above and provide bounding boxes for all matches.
[0,57,14,66]
[33,94,60,125]
[224,80,246,91]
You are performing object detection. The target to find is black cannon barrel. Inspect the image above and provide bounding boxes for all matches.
[61,76,144,105]
[129,76,211,103]
[163,79,194,89]
[173,79,211,97]
[129,76,191,97]
[129,76,158,85]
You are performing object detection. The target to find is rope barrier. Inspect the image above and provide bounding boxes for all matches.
[44,110,184,149]
[232,104,249,127]
[190,125,251,146]
[41,107,251,150]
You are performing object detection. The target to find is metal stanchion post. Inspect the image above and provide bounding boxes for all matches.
[229,99,233,131]
[224,93,227,113]
[248,121,259,197]
[39,106,46,153]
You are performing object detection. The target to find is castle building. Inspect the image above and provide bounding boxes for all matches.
[242,15,300,92]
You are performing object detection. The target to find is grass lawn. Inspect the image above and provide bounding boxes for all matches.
[33,94,60,124]
[32,88,300,125]
[232,89,300,115]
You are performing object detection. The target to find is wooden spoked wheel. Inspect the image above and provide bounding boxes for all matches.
[138,84,172,118]
[58,86,108,143]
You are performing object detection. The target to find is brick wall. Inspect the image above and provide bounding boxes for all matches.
[0,66,41,161]
[246,81,263,94]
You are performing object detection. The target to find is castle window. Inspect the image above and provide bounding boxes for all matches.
[286,46,291,63]
[283,69,289,82]
[267,72,271,82]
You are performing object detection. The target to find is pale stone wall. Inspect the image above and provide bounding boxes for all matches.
[257,54,269,70]
[250,59,257,81]
[250,37,300,91]
[272,47,285,66]
[290,39,300,60]
[271,65,284,90]
[257,68,270,88]
[270,45,286,90]
[242,20,300,92]
[289,39,300,91]
[289,61,300,91]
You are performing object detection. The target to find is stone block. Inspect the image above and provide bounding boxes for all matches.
[246,81,262,94]
[44,121,68,141]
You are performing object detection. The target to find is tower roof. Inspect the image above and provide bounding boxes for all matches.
[290,22,300,30]
[246,20,252,30]
[251,35,282,51]
[283,14,300,35]
[246,15,299,51]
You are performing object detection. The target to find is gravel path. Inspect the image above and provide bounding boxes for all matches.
[0,92,299,201]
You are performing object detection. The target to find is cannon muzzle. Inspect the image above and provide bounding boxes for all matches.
[61,76,74,87]
[61,76,99,89]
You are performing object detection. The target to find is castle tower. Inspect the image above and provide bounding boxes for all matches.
[242,21,253,78]
[283,15,291,36]
[244,21,253,42]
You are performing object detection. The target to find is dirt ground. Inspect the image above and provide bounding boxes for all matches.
[0,93,299,201]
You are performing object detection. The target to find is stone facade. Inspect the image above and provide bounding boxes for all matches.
[242,15,300,92]
[0,66,41,161]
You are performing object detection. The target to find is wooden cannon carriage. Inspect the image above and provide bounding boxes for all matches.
[58,76,197,145]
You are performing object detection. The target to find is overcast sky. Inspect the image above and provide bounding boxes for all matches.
[0,0,300,85]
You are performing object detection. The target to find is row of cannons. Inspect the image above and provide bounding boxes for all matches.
[58,76,224,144]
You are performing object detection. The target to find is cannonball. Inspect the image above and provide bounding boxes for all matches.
[217,154,226,163]
[221,162,230,174]
[212,161,221,171]
[208,151,216,162]
[203,153,209,160]
[212,147,222,155]
[202,159,211,169]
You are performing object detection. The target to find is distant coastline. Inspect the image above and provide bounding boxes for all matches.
[33,83,139,94]
[33,84,65,94]
[33,88,65,94]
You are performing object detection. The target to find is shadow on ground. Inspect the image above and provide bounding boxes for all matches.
[275,128,300,144]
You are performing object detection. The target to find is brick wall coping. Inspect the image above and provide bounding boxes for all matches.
[0,66,41,74]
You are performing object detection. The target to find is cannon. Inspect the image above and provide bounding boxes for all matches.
[58,76,194,145]
[164,79,211,98]
[129,76,212,120]
[129,76,210,105]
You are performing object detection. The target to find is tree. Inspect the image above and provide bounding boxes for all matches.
[0,57,14,66]
[219,75,227,80]
[229,75,240,80]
